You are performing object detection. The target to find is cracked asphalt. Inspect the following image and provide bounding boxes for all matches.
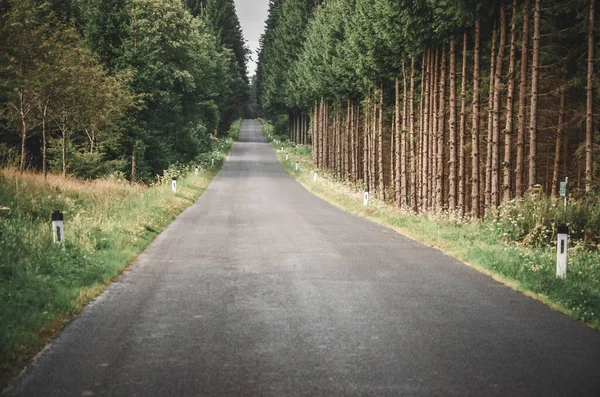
[3,120,600,396]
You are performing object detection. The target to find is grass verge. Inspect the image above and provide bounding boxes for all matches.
[0,122,240,389]
[261,120,600,332]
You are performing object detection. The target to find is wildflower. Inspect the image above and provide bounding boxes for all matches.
[7,324,12,329]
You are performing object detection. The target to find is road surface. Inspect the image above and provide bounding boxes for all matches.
[4,120,600,396]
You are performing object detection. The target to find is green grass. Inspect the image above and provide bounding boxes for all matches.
[261,120,600,332]
[0,124,240,389]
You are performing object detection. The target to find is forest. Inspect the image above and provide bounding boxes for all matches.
[0,0,249,182]
[256,0,599,218]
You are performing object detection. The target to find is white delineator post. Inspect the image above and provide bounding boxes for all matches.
[195,167,199,176]
[211,157,215,166]
[286,152,289,161]
[363,188,369,206]
[295,161,299,171]
[556,224,568,278]
[172,178,177,193]
[313,171,318,182]
[52,210,64,244]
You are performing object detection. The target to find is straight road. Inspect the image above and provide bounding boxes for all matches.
[4,120,600,396]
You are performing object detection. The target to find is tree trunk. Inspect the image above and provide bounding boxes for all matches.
[492,8,507,208]
[61,117,67,178]
[42,101,48,179]
[585,0,594,192]
[459,32,468,217]
[449,40,458,212]
[313,103,318,167]
[472,21,482,218]
[437,49,447,211]
[371,92,376,194]
[423,50,431,210]
[346,100,351,179]
[401,61,408,209]
[419,54,426,211]
[516,0,530,197]
[350,102,356,181]
[391,114,396,196]
[18,91,28,174]
[528,0,541,190]
[378,86,385,199]
[485,25,497,212]
[363,97,369,188]
[395,78,401,205]
[410,58,418,212]
[430,49,439,210]
[131,146,137,183]
[503,0,518,203]
[552,87,566,197]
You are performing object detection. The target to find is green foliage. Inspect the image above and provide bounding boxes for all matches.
[0,0,248,181]
[488,194,600,248]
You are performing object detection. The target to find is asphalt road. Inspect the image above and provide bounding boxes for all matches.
[4,120,600,397]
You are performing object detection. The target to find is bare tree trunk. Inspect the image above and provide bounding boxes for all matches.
[423,50,431,210]
[350,102,356,181]
[437,49,447,211]
[503,0,518,203]
[528,0,541,190]
[449,40,458,212]
[332,107,337,175]
[324,102,330,170]
[42,101,48,179]
[346,101,351,179]
[492,8,507,208]
[18,91,28,174]
[552,88,566,197]
[131,146,137,183]
[395,78,401,203]
[401,61,408,209]
[585,0,594,192]
[430,49,439,210]
[371,92,377,195]
[419,54,426,211]
[378,86,385,199]
[61,117,67,178]
[313,103,318,167]
[459,32,468,217]
[364,96,369,188]
[391,114,395,194]
[410,58,418,212]
[472,21,482,218]
[485,25,497,212]
[516,0,530,197]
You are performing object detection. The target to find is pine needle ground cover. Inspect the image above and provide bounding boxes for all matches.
[263,122,600,333]
[0,125,240,389]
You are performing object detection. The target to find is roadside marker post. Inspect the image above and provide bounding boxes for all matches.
[295,161,299,171]
[556,224,568,278]
[560,177,568,208]
[313,171,318,182]
[211,157,215,166]
[363,188,369,206]
[52,210,64,245]
[286,152,289,161]
[195,167,199,176]
[172,178,177,193]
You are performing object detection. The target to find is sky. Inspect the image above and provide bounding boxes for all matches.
[234,0,270,78]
